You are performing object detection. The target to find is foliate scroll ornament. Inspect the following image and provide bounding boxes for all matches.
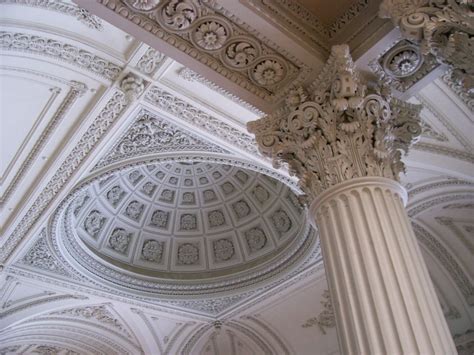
[136,47,165,75]
[222,38,260,68]
[161,0,199,31]
[379,0,474,94]
[301,290,335,334]
[248,45,422,202]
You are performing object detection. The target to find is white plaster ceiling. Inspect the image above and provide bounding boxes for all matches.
[0,0,473,354]
[68,161,306,277]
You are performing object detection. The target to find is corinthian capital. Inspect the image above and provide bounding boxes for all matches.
[379,0,474,94]
[247,45,421,201]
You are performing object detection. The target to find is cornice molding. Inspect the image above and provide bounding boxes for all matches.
[178,67,264,116]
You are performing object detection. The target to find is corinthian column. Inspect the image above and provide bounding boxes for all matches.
[248,45,456,354]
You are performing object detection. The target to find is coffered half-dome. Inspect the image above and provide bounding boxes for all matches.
[55,160,315,295]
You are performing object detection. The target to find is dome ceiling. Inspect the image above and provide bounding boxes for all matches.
[58,161,314,295]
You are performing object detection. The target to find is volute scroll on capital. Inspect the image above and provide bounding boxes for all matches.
[247,45,422,203]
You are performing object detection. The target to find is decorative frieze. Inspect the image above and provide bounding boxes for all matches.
[248,45,422,201]
[0,0,104,30]
[94,0,305,103]
[0,31,122,80]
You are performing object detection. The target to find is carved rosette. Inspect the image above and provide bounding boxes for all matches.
[379,0,474,94]
[248,45,421,202]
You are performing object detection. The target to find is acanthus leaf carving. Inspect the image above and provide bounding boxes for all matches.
[19,230,71,277]
[301,289,335,335]
[248,45,422,202]
[50,304,134,338]
[94,110,229,169]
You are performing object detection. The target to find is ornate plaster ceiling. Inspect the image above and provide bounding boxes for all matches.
[65,161,308,280]
[0,0,473,354]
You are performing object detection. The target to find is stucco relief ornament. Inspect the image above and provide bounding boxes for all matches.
[141,240,164,262]
[161,0,198,31]
[208,210,225,227]
[245,227,267,252]
[84,210,106,238]
[383,44,424,77]
[379,0,474,94]
[177,243,199,265]
[124,0,162,11]
[108,228,131,254]
[192,20,229,50]
[252,59,285,86]
[120,73,145,102]
[150,209,169,228]
[247,45,422,202]
[213,239,234,261]
[223,40,259,68]
[124,200,144,221]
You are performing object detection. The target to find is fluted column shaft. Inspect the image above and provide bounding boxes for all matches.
[309,177,456,355]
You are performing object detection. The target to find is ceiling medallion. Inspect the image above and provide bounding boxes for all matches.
[124,0,162,12]
[51,160,317,297]
[382,43,423,78]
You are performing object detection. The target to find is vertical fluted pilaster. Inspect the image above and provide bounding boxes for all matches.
[309,177,456,355]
